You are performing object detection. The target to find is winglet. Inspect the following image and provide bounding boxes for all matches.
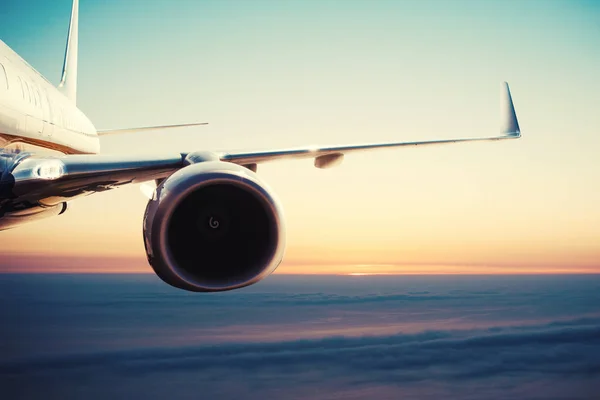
[58,0,79,104]
[501,82,520,137]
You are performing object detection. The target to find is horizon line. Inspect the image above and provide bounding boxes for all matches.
[1,271,599,276]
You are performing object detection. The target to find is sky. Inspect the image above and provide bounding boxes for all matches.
[1,0,600,274]
[1,274,600,398]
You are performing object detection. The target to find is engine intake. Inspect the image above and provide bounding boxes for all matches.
[143,161,285,292]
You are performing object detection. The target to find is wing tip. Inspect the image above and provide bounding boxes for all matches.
[501,81,521,138]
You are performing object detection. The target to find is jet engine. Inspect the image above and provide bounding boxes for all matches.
[143,161,286,292]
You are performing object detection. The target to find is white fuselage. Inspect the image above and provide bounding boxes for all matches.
[0,40,98,155]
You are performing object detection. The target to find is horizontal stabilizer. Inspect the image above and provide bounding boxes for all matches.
[98,122,208,136]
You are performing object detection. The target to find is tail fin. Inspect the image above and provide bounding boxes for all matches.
[58,0,79,104]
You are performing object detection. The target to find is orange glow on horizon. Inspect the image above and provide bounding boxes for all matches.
[2,253,598,275]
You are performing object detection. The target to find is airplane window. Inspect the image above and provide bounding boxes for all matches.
[21,80,27,101]
[0,63,7,90]
[23,80,30,103]
[45,92,52,122]
[17,77,24,99]
[38,89,44,110]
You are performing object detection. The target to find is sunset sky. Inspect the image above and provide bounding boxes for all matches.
[1,0,599,274]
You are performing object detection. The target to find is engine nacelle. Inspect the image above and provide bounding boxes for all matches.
[143,161,286,292]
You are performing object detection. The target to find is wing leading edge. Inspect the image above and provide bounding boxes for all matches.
[221,82,521,168]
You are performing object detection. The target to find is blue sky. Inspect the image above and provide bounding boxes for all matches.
[1,0,599,273]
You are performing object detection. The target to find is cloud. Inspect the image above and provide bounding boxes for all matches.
[2,274,600,399]
[2,318,600,400]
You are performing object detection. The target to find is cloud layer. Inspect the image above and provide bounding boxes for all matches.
[1,274,599,399]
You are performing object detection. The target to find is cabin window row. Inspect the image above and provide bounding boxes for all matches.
[1,62,85,133]
[17,76,45,110]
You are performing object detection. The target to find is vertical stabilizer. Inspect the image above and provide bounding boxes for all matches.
[58,0,79,104]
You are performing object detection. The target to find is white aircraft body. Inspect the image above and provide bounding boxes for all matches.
[0,1,521,292]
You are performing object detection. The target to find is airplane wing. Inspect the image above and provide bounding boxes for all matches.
[221,132,518,169]
[223,82,520,168]
[6,82,520,208]
[9,154,185,205]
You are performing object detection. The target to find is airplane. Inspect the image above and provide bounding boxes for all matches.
[0,0,521,292]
